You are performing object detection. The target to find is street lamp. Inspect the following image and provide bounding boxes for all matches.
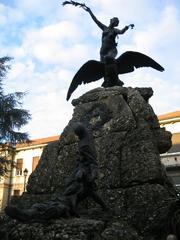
[23,168,28,192]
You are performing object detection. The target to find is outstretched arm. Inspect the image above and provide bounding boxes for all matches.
[82,6,106,30]
[116,24,134,35]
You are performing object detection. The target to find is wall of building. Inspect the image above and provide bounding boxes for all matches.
[161,122,180,134]
[0,145,44,211]
[15,146,43,173]
[161,153,180,167]
[159,112,180,189]
[0,146,15,212]
[0,136,59,212]
[12,146,44,196]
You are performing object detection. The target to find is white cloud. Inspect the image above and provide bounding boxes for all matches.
[19,21,93,66]
[0,4,6,24]
[21,89,73,138]
[123,71,180,115]
[32,43,91,66]
[0,3,24,26]
[14,0,59,19]
[6,61,74,138]
[92,0,159,23]
[1,0,180,139]
[132,5,180,53]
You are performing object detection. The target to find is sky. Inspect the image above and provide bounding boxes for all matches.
[0,0,180,139]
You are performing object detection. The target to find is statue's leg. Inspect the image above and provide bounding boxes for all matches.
[90,191,108,210]
[5,205,40,221]
[68,194,80,217]
[117,79,124,86]
[101,78,110,88]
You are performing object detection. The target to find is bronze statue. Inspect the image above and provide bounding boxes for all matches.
[63,122,107,213]
[63,2,164,101]
[82,7,134,62]
[66,52,164,100]
[63,1,134,62]
[5,123,106,222]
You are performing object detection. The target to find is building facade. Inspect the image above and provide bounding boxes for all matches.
[0,111,180,212]
[0,136,59,211]
[0,144,15,212]
[159,111,180,189]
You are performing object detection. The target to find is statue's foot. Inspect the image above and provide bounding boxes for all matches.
[101,79,124,88]
[101,81,108,88]
[5,205,30,221]
[117,79,124,86]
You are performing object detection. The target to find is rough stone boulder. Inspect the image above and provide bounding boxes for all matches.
[4,86,179,240]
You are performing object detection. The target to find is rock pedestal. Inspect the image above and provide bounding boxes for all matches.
[2,87,178,240]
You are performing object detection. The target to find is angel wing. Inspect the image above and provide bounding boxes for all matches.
[66,60,104,101]
[116,51,164,74]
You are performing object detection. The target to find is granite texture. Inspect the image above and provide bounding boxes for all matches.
[1,86,178,240]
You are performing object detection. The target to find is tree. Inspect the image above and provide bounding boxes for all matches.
[0,56,31,176]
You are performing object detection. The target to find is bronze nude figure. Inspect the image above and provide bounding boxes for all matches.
[63,1,134,62]
[82,7,134,62]
[63,1,164,101]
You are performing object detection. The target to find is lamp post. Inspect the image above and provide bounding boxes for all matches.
[23,168,28,192]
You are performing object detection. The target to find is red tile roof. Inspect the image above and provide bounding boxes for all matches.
[16,135,60,148]
[15,111,180,149]
[158,111,180,121]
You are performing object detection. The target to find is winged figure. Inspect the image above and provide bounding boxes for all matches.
[66,51,164,101]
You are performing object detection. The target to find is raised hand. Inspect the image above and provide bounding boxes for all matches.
[129,24,134,29]
[82,5,91,12]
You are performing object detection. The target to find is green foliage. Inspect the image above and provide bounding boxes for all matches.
[0,56,31,176]
[0,56,31,144]
[0,156,10,176]
[0,56,12,96]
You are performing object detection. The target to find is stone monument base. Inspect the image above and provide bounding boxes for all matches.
[1,87,179,240]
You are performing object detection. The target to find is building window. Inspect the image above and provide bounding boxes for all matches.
[16,158,23,175]
[13,189,20,196]
[32,156,40,172]
[171,175,180,189]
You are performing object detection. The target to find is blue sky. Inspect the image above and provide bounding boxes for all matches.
[0,0,180,139]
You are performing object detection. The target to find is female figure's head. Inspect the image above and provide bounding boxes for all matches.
[110,17,119,27]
